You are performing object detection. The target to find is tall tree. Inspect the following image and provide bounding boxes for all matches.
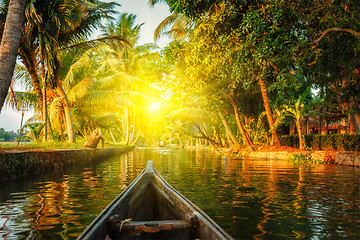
[0,0,26,113]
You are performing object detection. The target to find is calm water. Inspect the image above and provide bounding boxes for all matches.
[0,147,359,239]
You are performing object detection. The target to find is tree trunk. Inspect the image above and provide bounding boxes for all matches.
[42,82,48,141]
[17,111,24,145]
[342,67,360,133]
[325,120,329,135]
[109,129,117,144]
[20,53,43,115]
[0,0,27,112]
[131,128,140,145]
[296,120,305,150]
[195,124,220,149]
[306,117,310,134]
[258,78,281,148]
[84,129,104,148]
[318,117,322,135]
[40,54,51,141]
[214,126,223,148]
[229,96,254,150]
[218,111,241,147]
[350,97,360,133]
[56,84,75,143]
[124,108,131,145]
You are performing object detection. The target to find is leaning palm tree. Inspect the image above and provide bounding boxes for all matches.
[11,0,119,142]
[0,0,27,113]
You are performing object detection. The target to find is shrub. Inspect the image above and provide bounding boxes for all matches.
[281,133,360,151]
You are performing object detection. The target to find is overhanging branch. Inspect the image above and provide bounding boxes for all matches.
[314,28,360,44]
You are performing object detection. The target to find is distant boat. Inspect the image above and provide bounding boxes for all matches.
[77,161,233,240]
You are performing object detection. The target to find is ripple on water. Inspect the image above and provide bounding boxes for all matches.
[0,148,359,240]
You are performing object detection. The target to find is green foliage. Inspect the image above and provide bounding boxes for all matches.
[282,134,360,151]
[281,134,299,148]
[0,128,19,142]
[249,112,270,145]
[18,122,47,143]
[290,153,327,165]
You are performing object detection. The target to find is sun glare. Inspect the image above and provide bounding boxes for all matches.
[150,102,161,111]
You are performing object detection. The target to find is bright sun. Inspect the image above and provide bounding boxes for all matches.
[150,102,161,111]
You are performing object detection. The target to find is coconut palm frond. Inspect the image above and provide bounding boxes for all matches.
[154,13,193,43]
[154,13,179,43]
[134,43,158,55]
[93,57,122,75]
[148,0,166,7]
[95,72,144,91]
[63,48,94,89]
[65,35,129,50]
[5,89,38,111]
[78,91,134,113]
[94,113,121,128]
[49,97,65,133]
[67,77,94,103]
[13,64,34,91]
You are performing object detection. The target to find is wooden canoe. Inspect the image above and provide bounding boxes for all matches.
[77,161,233,240]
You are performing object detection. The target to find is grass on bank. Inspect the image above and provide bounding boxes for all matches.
[0,141,126,152]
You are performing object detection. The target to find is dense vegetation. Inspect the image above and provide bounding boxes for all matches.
[0,128,18,142]
[0,0,359,151]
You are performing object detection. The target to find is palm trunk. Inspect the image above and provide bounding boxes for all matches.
[125,108,130,145]
[40,55,50,141]
[258,78,281,148]
[42,83,48,141]
[17,111,24,145]
[131,128,140,145]
[296,120,305,150]
[129,124,135,144]
[0,0,27,112]
[20,53,43,115]
[109,129,117,144]
[56,84,75,143]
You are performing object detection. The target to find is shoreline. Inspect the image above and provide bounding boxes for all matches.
[220,148,360,167]
[0,146,135,181]
[184,145,360,167]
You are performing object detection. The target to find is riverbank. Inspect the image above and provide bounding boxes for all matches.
[0,145,135,181]
[217,146,360,167]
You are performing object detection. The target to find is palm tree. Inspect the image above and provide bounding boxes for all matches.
[7,0,119,142]
[0,0,27,113]
[153,13,193,44]
[148,0,194,44]
[97,14,157,143]
[284,87,312,150]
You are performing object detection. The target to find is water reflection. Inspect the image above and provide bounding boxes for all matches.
[0,147,359,239]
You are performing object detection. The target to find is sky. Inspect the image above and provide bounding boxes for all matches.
[0,0,171,132]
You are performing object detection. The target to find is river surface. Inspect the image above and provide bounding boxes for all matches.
[0,147,359,239]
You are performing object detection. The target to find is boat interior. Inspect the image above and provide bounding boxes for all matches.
[106,167,200,240]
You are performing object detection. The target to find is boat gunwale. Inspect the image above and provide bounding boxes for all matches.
[76,167,148,239]
[152,168,233,240]
[77,161,233,240]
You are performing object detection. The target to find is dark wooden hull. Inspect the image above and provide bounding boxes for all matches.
[77,161,233,240]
